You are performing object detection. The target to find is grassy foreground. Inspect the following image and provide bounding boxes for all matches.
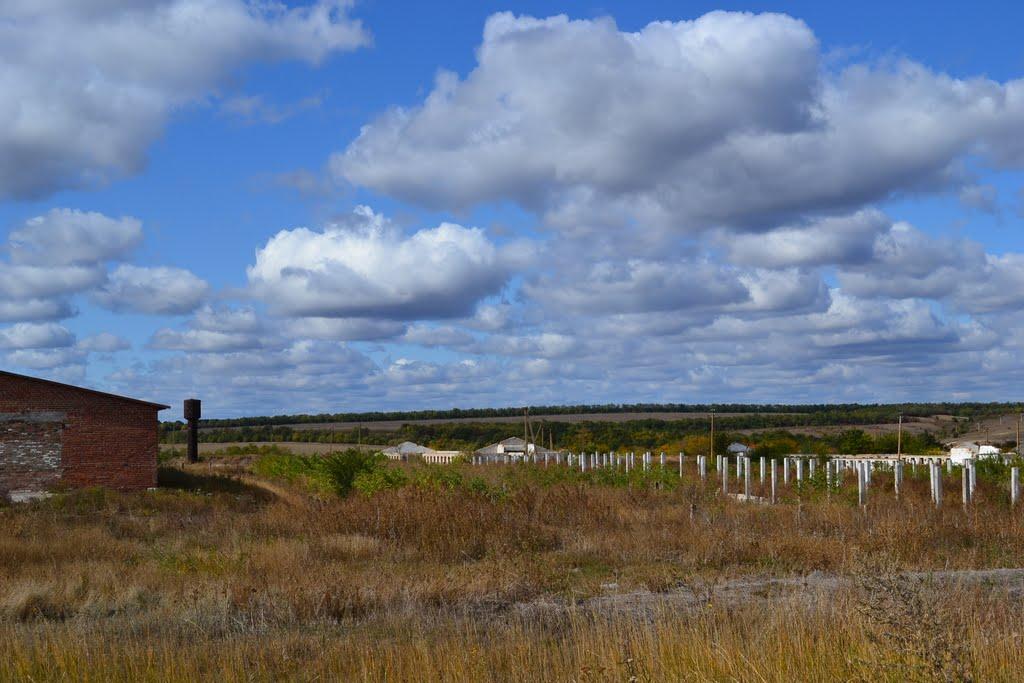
[2,454,1023,681]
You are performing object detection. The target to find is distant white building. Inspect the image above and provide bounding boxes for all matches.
[727,442,751,456]
[381,441,432,461]
[381,441,462,463]
[420,450,464,464]
[475,436,558,463]
[948,441,1001,465]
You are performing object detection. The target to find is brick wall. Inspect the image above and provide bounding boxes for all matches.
[0,373,162,493]
[0,415,63,494]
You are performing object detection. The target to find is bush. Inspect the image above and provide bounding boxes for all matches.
[353,467,408,496]
[253,449,386,496]
[410,466,465,491]
[321,451,385,496]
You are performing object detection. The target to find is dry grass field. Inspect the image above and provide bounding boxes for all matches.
[3,454,1024,681]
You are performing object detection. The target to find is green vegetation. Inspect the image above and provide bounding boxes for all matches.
[159,443,294,463]
[163,418,946,457]
[250,450,700,500]
[252,449,383,496]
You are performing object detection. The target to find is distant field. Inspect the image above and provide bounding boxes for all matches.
[196,441,386,454]
[250,411,792,432]
[739,415,958,438]
[198,410,963,439]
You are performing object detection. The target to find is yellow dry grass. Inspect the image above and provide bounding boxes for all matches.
[1,462,1022,681]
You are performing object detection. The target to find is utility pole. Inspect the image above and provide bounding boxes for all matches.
[710,407,715,465]
[897,413,903,458]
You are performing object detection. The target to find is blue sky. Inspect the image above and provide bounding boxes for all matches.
[2,1,1024,418]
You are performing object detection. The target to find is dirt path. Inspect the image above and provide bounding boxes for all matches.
[516,568,1024,617]
[173,463,312,507]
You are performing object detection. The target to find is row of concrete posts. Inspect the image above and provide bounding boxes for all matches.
[470,450,1021,508]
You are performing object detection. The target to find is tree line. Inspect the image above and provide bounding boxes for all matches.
[162,415,948,455]
[160,401,1022,432]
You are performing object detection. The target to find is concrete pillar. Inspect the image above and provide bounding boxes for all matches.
[771,459,777,503]
[1012,467,1020,507]
[857,463,866,507]
[962,466,971,508]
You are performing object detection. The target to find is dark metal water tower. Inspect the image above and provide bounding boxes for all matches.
[184,398,201,463]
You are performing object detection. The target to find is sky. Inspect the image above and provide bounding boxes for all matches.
[3,1,1024,418]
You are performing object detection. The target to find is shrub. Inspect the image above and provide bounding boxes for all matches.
[321,451,385,496]
[353,467,408,496]
[410,466,465,491]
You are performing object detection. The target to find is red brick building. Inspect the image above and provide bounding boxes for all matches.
[0,370,168,498]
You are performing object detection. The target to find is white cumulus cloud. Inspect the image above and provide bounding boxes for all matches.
[334,11,1024,233]
[0,0,369,199]
[0,322,75,350]
[248,205,526,319]
[77,332,131,353]
[93,264,209,315]
[9,208,142,265]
